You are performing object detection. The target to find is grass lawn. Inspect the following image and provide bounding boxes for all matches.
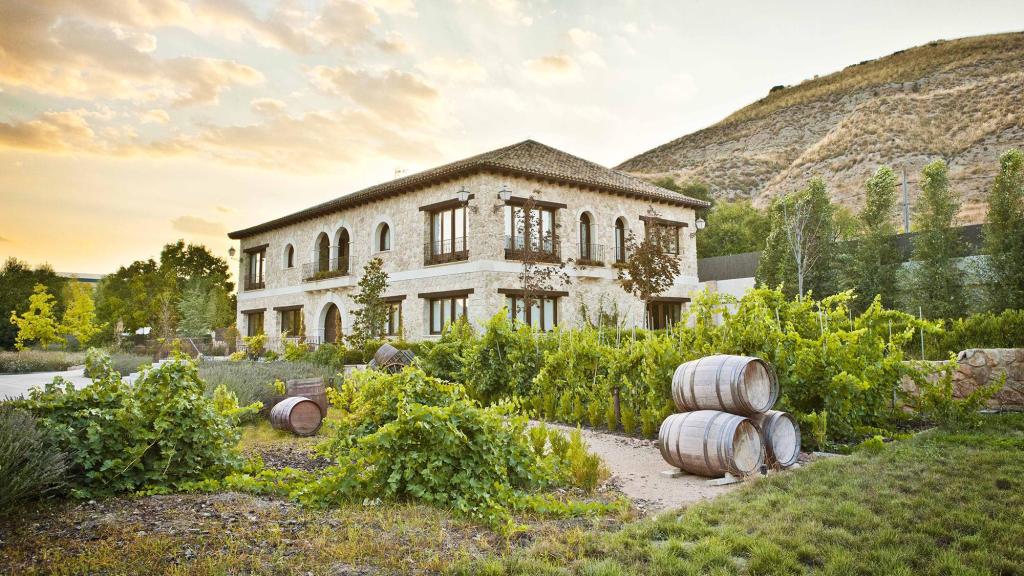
[455,413,1024,576]
[1,414,1020,575]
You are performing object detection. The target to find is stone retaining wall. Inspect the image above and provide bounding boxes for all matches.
[903,348,1024,410]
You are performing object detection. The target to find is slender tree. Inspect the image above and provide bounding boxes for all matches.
[60,280,102,348]
[983,148,1024,311]
[616,208,681,303]
[905,159,966,319]
[843,166,901,312]
[757,178,837,299]
[10,284,63,350]
[349,257,389,346]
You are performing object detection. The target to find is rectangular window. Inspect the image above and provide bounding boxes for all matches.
[279,308,303,337]
[646,301,681,330]
[505,295,558,331]
[246,311,264,336]
[646,224,680,255]
[246,249,266,289]
[386,302,402,336]
[429,296,468,335]
[430,205,467,257]
[504,205,557,258]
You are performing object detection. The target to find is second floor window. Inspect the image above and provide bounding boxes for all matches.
[285,245,294,268]
[505,205,556,254]
[379,223,391,251]
[614,218,627,262]
[646,223,680,255]
[246,248,266,288]
[431,205,466,256]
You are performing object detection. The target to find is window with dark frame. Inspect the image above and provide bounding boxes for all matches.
[279,308,303,337]
[379,223,391,252]
[579,213,593,260]
[428,296,467,334]
[430,205,466,257]
[246,311,264,336]
[246,248,266,289]
[614,218,627,262]
[505,295,558,331]
[504,205,556,255]
[646,301,682,330]
[285,245,294,268]
[647,223,680,255]
[386,301,402,336]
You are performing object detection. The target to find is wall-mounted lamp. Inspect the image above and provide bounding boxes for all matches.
[690,218,706,239]
[497,185,511,202]
[228,246,237,259]
[456,186,471,203]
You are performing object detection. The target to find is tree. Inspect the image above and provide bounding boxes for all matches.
[757,178,837,299]
[695,200,770,258]
[842,166,901,313]
[513,195,570,314]
[616,209,681,303]
[983,149,1024,311]
[0,258,66,350]
[94,258,172,335]
[177,282,213,337]
[60,280,102,348]
[159,240,234,293]
[349,257,389,347]
[905,159,966,319]
[10,284,63,350]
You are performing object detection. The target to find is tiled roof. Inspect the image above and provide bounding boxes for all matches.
[228,140,709,239]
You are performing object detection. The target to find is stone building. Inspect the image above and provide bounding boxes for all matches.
[227,140,708,345]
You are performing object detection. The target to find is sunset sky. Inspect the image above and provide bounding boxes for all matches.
[2,0,1022,273]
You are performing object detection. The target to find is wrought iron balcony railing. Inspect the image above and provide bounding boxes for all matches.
[302,254,352,281]
[424,237,469,265]
[504,235,561,263]
[574,242,605,266]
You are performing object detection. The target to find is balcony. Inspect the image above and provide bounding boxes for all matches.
[504,235,561,263]
[424,237,469,265]
[243,277,265,291]
[303,254,352,282]
[574,242,605,266]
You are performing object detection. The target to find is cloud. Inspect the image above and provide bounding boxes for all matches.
[0,236,10,243]
[171,215,227,237]
[0,110,101,152]
[417,57,489,83]
[308,66,439,125]
[250,98,288,116]
[215,205,235,214]
[139,109,170,124]
[567,28,600,50]
[523,55,581,84]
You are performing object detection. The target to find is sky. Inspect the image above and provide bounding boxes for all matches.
[1,0,1023,273]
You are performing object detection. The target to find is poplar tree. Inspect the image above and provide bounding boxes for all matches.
[60,280,102,348]
[350,257,389,347]
[983,149,1024,311]
[843,166,901,313]
[906,160,966,319]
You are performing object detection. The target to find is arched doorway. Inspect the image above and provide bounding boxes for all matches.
[336,229,350,273]
[323,303,342,344]
[579,212,593,261]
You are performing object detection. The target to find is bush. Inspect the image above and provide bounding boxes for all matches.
[923,309,1024,359]
[20,351,243,496]
[82,348,150,378]
[0,405,66,512]
[198,360,334,407]
[911,357,1002,429]
[0,350,85,374]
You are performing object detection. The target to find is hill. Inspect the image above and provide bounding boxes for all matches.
[618,32,1024,223]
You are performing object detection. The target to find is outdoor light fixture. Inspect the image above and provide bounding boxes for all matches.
[497,185,511,201]
[228,246,237,258]
[695,218,706,230]
[456,186,471,203]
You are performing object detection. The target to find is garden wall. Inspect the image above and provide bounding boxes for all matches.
[903,348,1024,410]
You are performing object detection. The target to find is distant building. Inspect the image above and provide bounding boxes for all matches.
[228,140,709,345]
[57,272,105,285]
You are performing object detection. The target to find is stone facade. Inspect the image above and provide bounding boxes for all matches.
[902,348,1024,410]
[233,170,700,346]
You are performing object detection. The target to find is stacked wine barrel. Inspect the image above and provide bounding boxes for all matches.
[658,355,801,478]
[269,377,328,437]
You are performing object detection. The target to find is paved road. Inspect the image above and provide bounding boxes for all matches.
[0,368,93,400]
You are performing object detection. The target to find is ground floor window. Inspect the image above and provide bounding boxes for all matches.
[246,311,264,336]
[429,296,466,334]
[506,295,558,331]
[646,301,682,330]
[386,302,402,336]
[279,308,303,337]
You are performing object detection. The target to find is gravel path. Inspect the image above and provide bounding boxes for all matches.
[546,422,739,514]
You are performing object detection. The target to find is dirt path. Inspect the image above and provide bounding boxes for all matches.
[545,423,739,514]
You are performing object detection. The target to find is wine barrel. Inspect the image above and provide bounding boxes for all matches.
[748,410,801,468]
[658,410,764,477]
[270,396,323,437]
[672,355,779,416]
[286,377,328,417]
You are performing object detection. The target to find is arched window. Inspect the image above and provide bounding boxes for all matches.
[579,213,592,261]
[316,233,330,273]
[336,229,350,273]
[285,244,294,268]
[378,223,391,251]
[614,218,627,263]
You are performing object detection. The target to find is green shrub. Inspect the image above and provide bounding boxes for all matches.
[211,384,263,423]
[0,405,66,512]
[417,318,475,383]
[82,348,150,377]
[0,350,85,374]
[20,351,243,496]
[197,360,333,407]
[565,428,608,493]
[912,357,1002,429]
[923,309,1024,359]
[528,423,548,456]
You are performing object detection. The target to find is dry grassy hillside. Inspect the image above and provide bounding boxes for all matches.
[618,32,1024,223]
